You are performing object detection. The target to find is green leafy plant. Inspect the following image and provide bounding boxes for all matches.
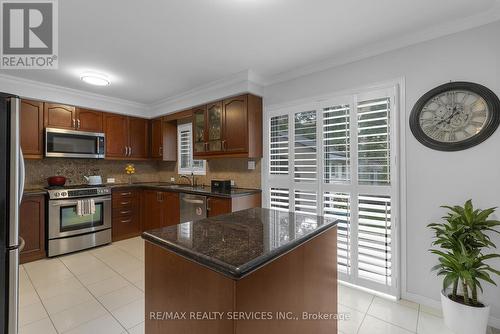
[428,200,500,306]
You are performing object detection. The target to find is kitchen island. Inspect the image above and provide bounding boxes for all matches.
[142,208,338,334]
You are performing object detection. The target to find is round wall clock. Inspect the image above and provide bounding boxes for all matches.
[409,82,500,151]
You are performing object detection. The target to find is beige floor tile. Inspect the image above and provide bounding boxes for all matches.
[19,317,57,334]
[338,285,374,313]
[337,304,366,334]
[367,297,418,332]
[102,255,143,275]
[90,245,124,260]
[87,275,130,297]
[98,284,144,311]
[132,279,145,292]
[127,321,144,334]
[42,288,94,315]
[77,266,118,286]
[64,314,125,334]
[50,299,108,333]
[19,289,40,308]
[111,298,145,330]
[121,268,144,283]
[36,277,84,300]
[417,311,454,334]
[359,315,414,334]
[18,301,48,327]
[419,304,443,317]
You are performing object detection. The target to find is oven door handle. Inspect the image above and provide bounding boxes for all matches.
[50,196,111,206]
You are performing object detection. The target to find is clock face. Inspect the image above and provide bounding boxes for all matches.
[418,90,489,143]
[410,82,500,151]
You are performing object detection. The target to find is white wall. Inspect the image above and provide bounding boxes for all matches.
[264,21,500,323]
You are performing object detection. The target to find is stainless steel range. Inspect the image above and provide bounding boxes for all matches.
[47,185,112,257]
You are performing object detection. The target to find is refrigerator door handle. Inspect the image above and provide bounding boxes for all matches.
[8,249,19,334]
[19,148,25,203]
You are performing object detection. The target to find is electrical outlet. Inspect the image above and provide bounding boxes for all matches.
[230,180,235,186]
[170,177,175,182]
[106,178,115,184]
[248,160,255,170]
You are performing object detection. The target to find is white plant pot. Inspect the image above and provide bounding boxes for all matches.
[441,290,490,334]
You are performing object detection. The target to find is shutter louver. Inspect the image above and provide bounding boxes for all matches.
[270,115,289,175]
[270,188,290,212]
[357,195,392,286]
[178,123,205,174]
[294,111,317,182]
[357,97,391,185]
[294,190,317,216]
[324,192,351,274]
[180,129,191,170]
[323,104,350,183]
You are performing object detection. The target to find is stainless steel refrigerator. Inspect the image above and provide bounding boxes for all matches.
[0,93,24,334]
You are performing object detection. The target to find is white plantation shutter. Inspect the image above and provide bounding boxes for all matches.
[265,86,398,295]
[177,123,206,175]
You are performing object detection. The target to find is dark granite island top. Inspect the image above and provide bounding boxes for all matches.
[142,207,337,280]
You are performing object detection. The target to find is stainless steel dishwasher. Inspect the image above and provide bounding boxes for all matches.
[179,193,207,223]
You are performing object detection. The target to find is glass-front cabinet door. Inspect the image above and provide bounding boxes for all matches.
[193,106,207,154]
[207,102,223,152]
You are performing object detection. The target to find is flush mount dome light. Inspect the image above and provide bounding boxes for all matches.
[80,72,110,86]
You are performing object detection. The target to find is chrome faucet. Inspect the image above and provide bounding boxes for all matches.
[180,173,197,187]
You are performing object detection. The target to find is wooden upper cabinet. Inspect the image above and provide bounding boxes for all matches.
[103,113,129,158]
[129,117,149,159]
[20,99,44,159]
[163,121,177,161]
[76,108,103,132]
[223,95,248,154]
[192,94,262,159]
[192,105,207,155]
[150,118,163,159]
[44,103,76,130]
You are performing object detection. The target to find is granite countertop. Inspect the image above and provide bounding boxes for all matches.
[24,183,261,199]
[111,182,261,198]
[142,207,337,280]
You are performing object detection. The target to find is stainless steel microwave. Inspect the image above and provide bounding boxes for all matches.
[45,128,105,158]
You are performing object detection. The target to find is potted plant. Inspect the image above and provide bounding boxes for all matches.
[428,200,500,334]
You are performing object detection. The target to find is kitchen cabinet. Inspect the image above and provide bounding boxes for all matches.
[207,193,262,217]
[19,194,46,264]
[129,117,149,159]
[193,94,262,159]
[142,191,180,231]
[20,99,44,159]
[150,118,163,159]
[103,114,149,160]
[44,103,76,130]
[75,108,103,132]
[112,188,142,241]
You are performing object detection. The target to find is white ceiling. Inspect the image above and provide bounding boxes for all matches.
[1,0,500,109]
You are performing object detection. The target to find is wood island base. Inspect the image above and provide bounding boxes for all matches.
[145,227,337,334]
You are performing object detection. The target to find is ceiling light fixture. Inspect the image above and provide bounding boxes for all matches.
[80,72,110,86]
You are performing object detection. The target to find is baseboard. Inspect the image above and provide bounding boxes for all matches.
[403,291,500,329]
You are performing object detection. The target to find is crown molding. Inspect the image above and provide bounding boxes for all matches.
[0,73,149,116]
[149,69,264,117]
[261,3,500,86]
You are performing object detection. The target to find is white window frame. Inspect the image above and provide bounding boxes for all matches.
[177,123,206,175]
[262,82,401,297]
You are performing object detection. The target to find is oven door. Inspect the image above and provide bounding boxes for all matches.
[48,196,112,239]
[45,128,105,159]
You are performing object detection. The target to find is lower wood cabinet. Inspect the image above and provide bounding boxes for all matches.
[20,194,46,264]
[207,193,261,217]
[112,188,142,241]
[142,190,180,231]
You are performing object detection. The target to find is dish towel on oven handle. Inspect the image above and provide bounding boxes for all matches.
[76,199,96,216]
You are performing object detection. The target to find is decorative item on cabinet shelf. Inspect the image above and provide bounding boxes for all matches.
[125,163,136,184]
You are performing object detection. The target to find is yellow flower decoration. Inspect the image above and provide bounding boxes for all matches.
[125,164,136,175]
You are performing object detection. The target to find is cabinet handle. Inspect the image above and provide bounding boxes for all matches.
[120,192,132,196]
[124,146,128,156]
[120,201,131,206]
[120,218,133,224]
[222,140,227,151]
[129,146,132,157]
[77,119,81,129]
[205,142,208,151]
[119,210,132,215]
[72,119,76,128]
[159,146,162,156]
[19,236,26,252]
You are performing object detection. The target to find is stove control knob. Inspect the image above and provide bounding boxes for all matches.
[54,192,60,198]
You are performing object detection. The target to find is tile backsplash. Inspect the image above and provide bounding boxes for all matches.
[25,158,261,189]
